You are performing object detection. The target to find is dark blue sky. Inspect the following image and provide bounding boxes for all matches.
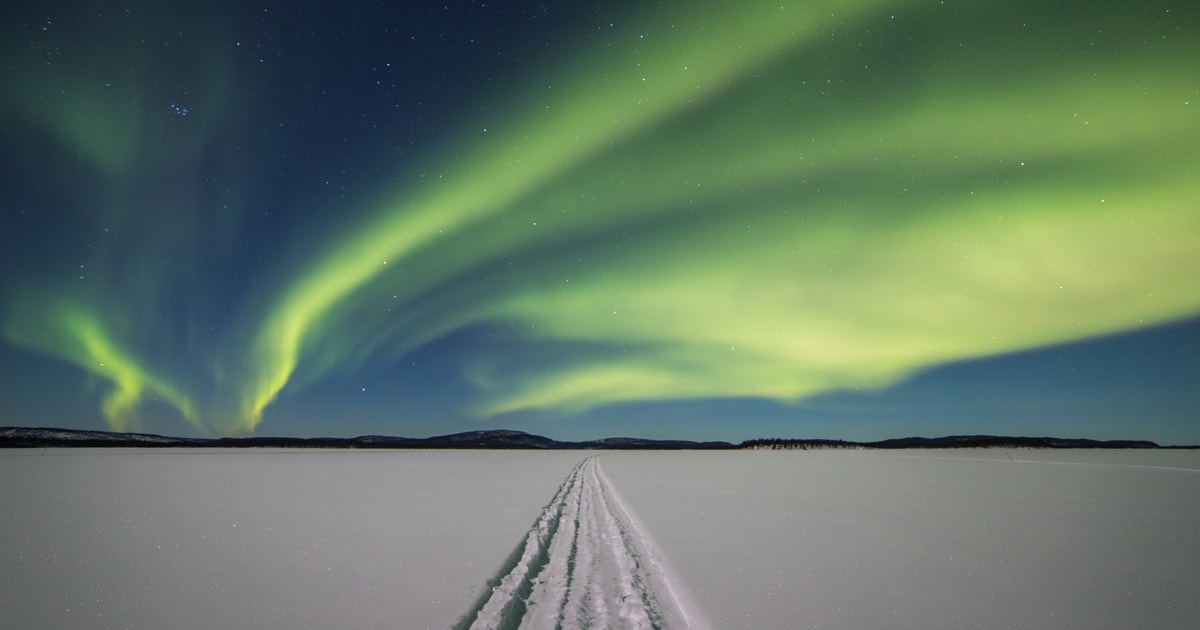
[1,0,1197,443]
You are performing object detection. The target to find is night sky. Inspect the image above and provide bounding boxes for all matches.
[1,0,1197,443]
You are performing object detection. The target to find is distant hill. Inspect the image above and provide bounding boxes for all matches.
[0,427,205,448]
[0,427,735,450]
[867,435,1162,449]
[741,435,1173,450]
[1,427,1189,450]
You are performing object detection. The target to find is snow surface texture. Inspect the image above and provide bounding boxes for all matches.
[459,456,702,629]
[601,450,1200,629]
[0,449,584,629]
[2,449,1198,629]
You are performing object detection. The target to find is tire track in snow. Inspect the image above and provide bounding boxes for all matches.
[457,456,702,629]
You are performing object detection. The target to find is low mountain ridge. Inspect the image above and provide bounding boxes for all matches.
[0,427,734,450]
[742,434,1172,450]
[1,427,1187,450]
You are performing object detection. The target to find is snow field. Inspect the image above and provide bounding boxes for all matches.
[600,449,1200,629]
[0,449,584,629]
[2,448,1197,629]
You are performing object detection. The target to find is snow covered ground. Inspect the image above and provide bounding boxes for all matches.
[2,449,1197,629]
[602,450,1200,629]
[0,449,583,629]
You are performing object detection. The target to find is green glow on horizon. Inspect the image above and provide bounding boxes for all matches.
[468,176,1199,417]
[4,299,197,432]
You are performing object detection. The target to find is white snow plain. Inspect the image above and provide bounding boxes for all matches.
[2,448,1198,629]
[0,449,583,629]
[601,450,1200,629]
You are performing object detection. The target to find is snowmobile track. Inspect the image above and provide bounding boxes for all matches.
[457,456,700,629]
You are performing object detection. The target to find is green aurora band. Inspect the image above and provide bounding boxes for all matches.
[4,0,1199,434]
[6,296,197,432]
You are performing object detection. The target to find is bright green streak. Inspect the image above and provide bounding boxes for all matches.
[241,0,899,429]
[475,178,1198,416]
[241,0,1200,429]
[5,299,197,432]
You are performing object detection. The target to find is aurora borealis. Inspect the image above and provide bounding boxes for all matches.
[1,0,1197,441]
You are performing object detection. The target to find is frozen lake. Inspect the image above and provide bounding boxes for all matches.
[602,450,1200,629]
[2,449,1197,628]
